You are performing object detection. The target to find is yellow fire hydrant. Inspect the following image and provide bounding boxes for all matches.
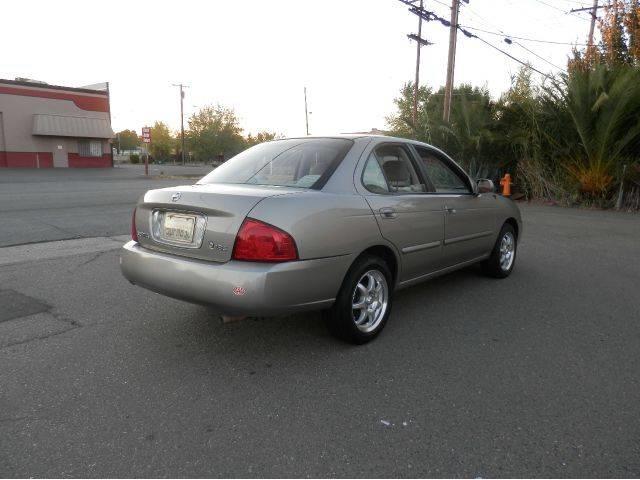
[500,173,512,196]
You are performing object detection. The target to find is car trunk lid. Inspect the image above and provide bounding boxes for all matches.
[134,183,304,263]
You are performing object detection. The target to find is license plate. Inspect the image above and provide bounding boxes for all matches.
[162,214,196,243]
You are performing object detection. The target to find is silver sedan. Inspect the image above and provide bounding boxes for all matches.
[121,135,521,343]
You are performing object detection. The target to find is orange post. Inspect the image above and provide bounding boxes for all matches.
[500,173,512,196]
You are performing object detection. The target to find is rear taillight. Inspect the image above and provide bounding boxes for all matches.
[131,208,138,242]
[232,218,298,262]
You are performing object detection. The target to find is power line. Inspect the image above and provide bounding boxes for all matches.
[512,41,567,72]
[459,24,590,46]
[558,0,593,5]
[427,0,450,7]
[530,0,592,21]
[406,3,557,78]
[469,33,552,78]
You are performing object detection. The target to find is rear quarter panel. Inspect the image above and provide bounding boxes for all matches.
[248,191,395,261]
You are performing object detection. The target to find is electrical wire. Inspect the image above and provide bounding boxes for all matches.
[427,0,451,8]
[467,33,552,78]
[460,24,590,46]
[513,41,567,72]
[529,0,592,21]
[400,1,567,80]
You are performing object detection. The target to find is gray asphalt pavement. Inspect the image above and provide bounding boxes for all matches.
[0,165,212,247]
[1,172,639,477]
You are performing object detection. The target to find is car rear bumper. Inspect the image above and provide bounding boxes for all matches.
[120,241,353,315]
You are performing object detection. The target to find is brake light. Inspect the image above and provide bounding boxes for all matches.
[131,208,138,242]
[232,218,298,262]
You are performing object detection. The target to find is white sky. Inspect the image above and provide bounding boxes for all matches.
[2,0,598,137]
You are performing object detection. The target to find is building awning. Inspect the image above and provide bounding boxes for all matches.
[32,114,113,139]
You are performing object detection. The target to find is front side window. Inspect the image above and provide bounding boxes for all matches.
[414,146,470,193]
[78,140,102,157]
[198,138,353,189]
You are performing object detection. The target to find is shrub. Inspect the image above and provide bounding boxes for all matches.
[130,154,140,164]
[548,65,640,203]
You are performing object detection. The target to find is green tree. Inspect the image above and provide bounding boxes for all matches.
[148,121,175,161]
[186,105,245,162]
[245,131,280,148]
[114,129,140,153]
[386,82,499,177]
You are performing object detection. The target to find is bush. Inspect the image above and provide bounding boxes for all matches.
[130,154,140,164]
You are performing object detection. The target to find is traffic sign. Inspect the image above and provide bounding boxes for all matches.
[141,127,151,144]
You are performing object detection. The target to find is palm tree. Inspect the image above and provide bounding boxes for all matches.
[549,65,640,199]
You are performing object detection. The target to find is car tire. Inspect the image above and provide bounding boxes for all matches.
[324,255,393,344]
[481,223,517,278]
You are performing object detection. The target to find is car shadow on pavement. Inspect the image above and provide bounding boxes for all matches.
[149,263,506,363]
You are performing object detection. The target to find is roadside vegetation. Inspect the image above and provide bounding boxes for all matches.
[114,108,280,165]
[386,0,640,210]
[113,2,639,210]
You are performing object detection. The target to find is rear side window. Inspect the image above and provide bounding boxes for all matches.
[362,144,426,194]
[198,138,353,189]
[414,146,470,193]
[362,152,389,194]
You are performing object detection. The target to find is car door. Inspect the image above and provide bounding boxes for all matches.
[359,142,445,282]
[413,145,496,266]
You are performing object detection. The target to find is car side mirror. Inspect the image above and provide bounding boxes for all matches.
[476,179,494,194]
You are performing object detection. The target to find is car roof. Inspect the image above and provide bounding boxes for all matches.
[278,134,443,151]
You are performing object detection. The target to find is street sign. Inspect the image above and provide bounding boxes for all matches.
[141,127,151,144]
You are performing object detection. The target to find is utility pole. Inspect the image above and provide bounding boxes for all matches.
[413,0,424,128]
[443,0,460,123]
[570,1,604,46]
[304,87,310,136]
[402,0,432,130]
[400,0,434,137]
[172,83,188,165]
[588,0,599,47]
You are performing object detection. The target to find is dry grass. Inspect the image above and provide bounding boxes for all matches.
[516,157,570,204]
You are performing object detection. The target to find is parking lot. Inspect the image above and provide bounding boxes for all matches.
[1,168,639,477]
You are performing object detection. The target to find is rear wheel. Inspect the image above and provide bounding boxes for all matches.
[481,223,517,278]
[325,255,393,344]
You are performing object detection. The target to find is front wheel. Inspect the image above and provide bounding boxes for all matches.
[481,223,517,278]
[324,255,393,344]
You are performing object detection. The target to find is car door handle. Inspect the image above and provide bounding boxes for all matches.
[379,207,397,219]
[444,206,457,214]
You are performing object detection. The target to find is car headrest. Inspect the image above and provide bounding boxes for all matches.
[383,159,411,184]
[309,160,328,175]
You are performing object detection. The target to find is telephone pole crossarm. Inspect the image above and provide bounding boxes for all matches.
[407,34,433,46]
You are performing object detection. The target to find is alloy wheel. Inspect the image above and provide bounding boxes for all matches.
[351,269,389,333]
[499,231,515,271]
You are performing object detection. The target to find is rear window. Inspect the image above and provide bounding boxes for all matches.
[197,138,353,189]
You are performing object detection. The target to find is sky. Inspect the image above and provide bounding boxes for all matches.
[2,0,599,137]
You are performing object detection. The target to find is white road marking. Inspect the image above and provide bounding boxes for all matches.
[0,235,131,267]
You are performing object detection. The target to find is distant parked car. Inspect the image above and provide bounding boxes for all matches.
[121,135,521,343]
